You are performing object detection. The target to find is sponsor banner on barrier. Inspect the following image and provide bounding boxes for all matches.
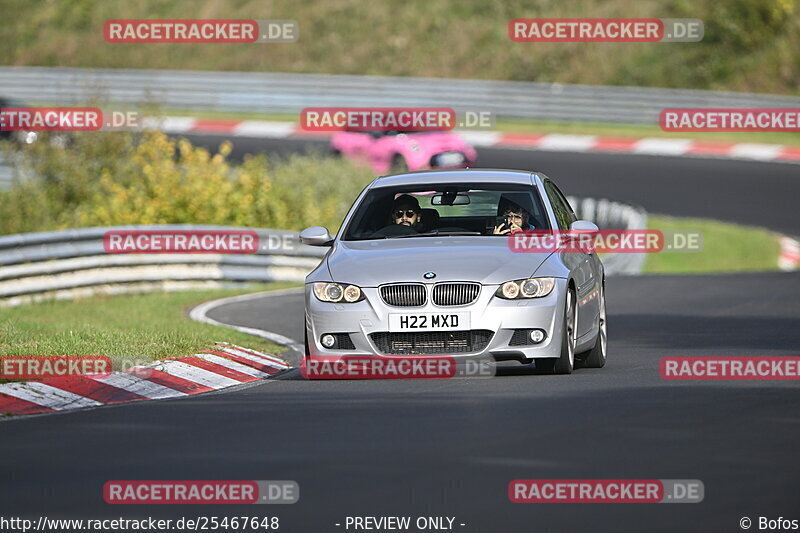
[103,480,298,504]
[103,230,260,254]
[660,357,800,380]
[104,19,298,43]
[0,355,111,379]
[509,18,703,43]
[509,479,704,503]
[508,229,702,253]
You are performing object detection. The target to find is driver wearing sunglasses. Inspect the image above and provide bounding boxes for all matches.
[391,194,423,229]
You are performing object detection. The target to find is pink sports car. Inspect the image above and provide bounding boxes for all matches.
[330,129,477,174]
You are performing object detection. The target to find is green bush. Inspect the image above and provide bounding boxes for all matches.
[0,130,375,235]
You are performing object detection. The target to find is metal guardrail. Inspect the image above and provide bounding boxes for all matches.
[2,66,799,124]
[567,195,648,275]
[0,199,647,306]
[0,154,12,189]
[0,225,326,307]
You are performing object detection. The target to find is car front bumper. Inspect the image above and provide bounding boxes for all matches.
[304,279,568,362]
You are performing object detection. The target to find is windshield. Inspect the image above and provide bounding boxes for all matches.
[342,183,550,240]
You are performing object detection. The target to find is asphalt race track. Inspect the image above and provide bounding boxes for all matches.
[186,134,800,235]
[1,137,799,532]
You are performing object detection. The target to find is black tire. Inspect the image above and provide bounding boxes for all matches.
[390,154,408,173]
[537,288,576,375]
[580,285,607,369]
[302,324,314,380]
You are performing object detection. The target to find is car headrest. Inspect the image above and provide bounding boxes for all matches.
[418,208,440,232]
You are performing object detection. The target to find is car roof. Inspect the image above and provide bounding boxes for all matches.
[371,169,536,189]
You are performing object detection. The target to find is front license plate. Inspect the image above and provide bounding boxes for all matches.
[388,312,470,332]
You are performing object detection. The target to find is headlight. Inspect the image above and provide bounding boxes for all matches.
[500,281,520,299]
[495,278,555,299]
[313,282,365,303]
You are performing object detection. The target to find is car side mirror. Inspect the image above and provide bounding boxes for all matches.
[569,220,599,255]
[570,220,599,232]
[299,226,334,246]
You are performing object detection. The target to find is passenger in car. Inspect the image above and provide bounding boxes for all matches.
[492,198,535,235]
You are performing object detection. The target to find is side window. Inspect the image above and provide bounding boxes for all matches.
[544,181,573,230]
[551,183,578,224]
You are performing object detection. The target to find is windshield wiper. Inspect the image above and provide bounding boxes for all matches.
[387,230,483,238]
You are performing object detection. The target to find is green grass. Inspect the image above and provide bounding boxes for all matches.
[643,215,781,273]
[1,0,797,95]
[0,283,300,372]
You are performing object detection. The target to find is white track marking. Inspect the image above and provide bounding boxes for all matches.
[189,287,305,355]
[536,134,597,151]
[457,131,502,147]
[0,382,102,410]
[632,138,693,155]
[144,116,197,133]
[218,346,289,368]
[90,372,186,399]
[234,121,296,137]
[195,354,272,378]
[156,360,242,388]
[729,143,784,161]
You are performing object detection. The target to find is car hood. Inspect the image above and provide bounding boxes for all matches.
[327,237,551,286]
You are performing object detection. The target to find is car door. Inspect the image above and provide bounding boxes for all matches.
[544,180,598,340]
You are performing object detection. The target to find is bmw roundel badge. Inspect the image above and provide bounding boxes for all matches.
[423,272,436,279]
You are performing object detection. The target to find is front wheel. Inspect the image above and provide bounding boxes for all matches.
[537,288,576,375]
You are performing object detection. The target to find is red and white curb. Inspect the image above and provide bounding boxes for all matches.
[0,343,288,417]
[144,116,800,165]
[779,237,800,271]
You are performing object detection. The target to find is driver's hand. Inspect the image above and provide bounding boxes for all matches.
[508,222,523,235]
[493,224,510,235]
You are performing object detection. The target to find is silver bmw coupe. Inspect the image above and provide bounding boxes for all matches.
[299,169,606,374]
